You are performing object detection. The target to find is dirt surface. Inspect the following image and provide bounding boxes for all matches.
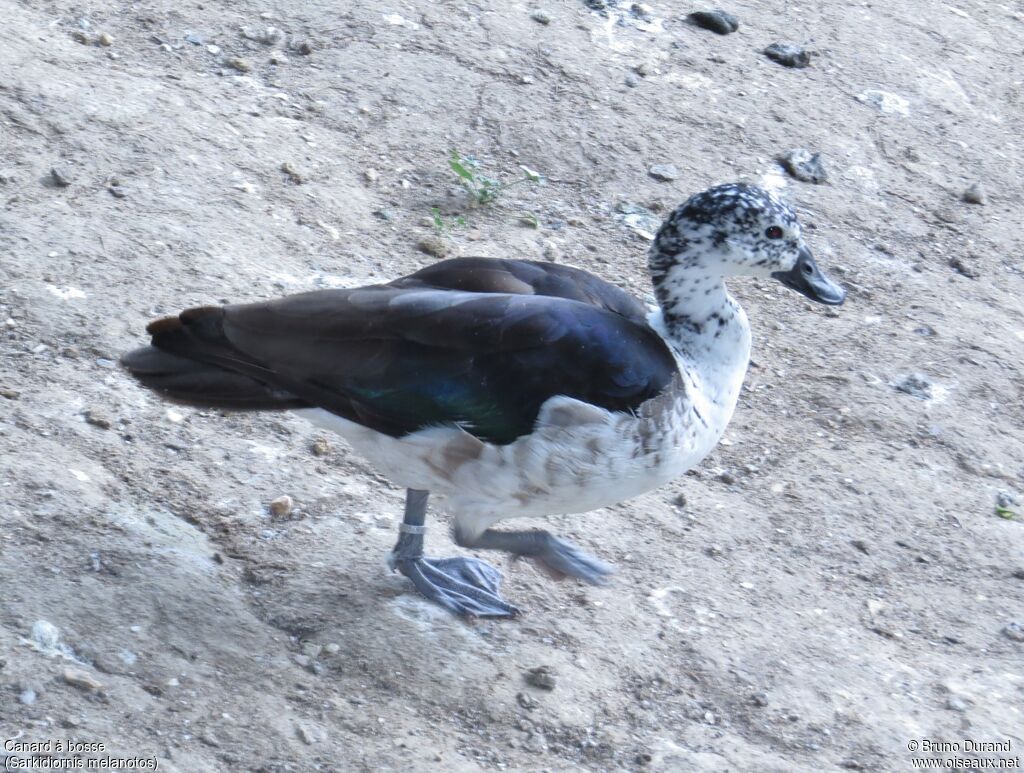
[2,0,1023,770]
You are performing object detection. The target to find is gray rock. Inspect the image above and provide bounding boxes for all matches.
[524,666,556,690]
[893,373,933,400]
[997,491,1018,509]
[781,149,827,183]
[50,166,73,187]
[688,10,739,35]
[948,256,979,279]
[84,410,112,429]
[764,43,811,68]
[531,10,552,25]
[648,164,679,181]
[962,183,985,205]
[1003,623,1024,642]
[946,694,968,712]
[184,32,204,45]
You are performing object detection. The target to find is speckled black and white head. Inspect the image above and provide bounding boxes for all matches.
[649,184,845,322]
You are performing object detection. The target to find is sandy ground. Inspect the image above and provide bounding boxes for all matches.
[2,0,1023,770]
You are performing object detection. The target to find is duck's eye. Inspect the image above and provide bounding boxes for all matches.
[765,226,784,239]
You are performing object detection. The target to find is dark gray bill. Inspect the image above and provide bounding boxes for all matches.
[772,245,846,305]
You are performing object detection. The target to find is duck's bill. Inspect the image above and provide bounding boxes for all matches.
[772,245,846,305]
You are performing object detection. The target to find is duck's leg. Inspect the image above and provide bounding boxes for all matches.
[453,525,614,585]
[387,489,519,618]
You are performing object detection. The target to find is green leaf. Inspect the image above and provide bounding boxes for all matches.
[520,212,539,228]
[996,505,1017,520]
[449,159,476,183]
[431,207,444,232]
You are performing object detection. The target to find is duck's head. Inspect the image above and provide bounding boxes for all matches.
[650,183,845,305]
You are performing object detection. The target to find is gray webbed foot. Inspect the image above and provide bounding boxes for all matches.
[532,535,615,585]
[393,556,520,618]
[455,527,615,586]
[389,489,520,618]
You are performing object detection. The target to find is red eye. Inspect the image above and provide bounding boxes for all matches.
[765,226,784,239]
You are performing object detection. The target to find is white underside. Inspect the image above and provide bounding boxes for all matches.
[294,304,749,540]
[296,398,713,539]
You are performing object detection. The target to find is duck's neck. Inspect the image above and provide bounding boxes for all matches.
[647,252,752,409]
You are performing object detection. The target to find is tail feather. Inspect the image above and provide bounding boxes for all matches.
[122,308,307,410]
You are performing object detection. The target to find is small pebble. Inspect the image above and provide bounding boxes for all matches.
[718,470,736,485]
[311,438,329,456]
[781,148,827,183]
[63,667,103,690]
[84,410,112,429]
[764,43,811,68]
[280,162,305,183]
[531,10,552,25]
[997,492,1019,509]
[262,27,285,45]
[301,641,322,658]
[323,643,341,655]
[648,163,679,182]
[50,166,73,187]
[293,40,314,55]
[948,256,978,279]
[946,695,968,712]
[672,492,686,508]
[416,236,449,258]
[1003,623,1024,642]
[1011,568,1024,580]
[19,688,37,705]
[750,692,769,707]
[517,691,540,710]
[294,654,312,668]
[226,57,252,73]
[962,183,985,205]
[524,666,556,690]
[270,495,293,517]
[363,168,379,184]
[71,30,92,45]
[296,725,318,745]
[207,44,221,54]
[108,185,127,199]
[688,10,739,35]
[624,74,640,88]
[97,32,113,46]
[893,373,933,400]
[851,539,870,555]
[184,32,204,45]
[269,51,289,65]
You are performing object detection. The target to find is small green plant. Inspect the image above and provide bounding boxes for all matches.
[996,505,1018,520]
[447,150,541,207]
[430,207,466,234]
